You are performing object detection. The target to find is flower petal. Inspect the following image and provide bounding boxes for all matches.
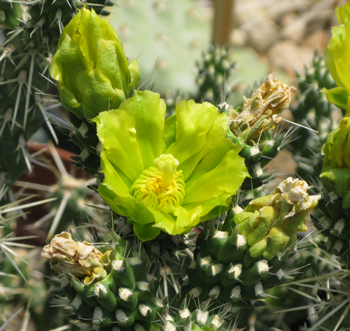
[179,111,229,180]
[150,205,203,236]
[94,109,144,182]
[119,91,166,168]
[133,224,161,242]
[163,114,177,151]
[183,194,232,222]
[184,144,248,204]
[166,100,218,164]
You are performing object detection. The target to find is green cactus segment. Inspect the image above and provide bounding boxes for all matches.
[185,177,319,309]
[0,0,115,203]
[0,2,22,28]
[42,231,167,329]
[234,177,319,260]
[289,53,340,181]
[226,75,296,190]
[193,45,236,106]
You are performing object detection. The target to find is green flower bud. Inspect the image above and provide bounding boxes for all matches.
[42,232,111,284]
[229,74,296,143]
[323,1,350,109]
[234,177,320,259]
[49,7,141,122]
[321,116,350,207]
[322,116,350,170]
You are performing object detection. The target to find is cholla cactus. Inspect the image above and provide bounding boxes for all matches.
[1,1,342,330]
[193,45,236,106]
[183,177,320,314]
[0,0,115,203]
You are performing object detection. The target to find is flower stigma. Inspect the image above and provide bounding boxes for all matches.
[131,154,185,213]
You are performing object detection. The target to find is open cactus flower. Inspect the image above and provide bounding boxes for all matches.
[94,90,249,241]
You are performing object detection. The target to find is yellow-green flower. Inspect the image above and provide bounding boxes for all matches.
[49,7,140,121]
[323,1,350,109]
[93,91,249,241]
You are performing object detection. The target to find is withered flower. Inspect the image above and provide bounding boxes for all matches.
[230,74,296,143]
[42,232,111,284]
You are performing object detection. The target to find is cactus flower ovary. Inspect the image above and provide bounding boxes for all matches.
[234,177,320,259]
[94,91,249,241]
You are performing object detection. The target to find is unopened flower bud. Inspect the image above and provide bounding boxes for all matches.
[49,7,140,121]
[321,116,350,208]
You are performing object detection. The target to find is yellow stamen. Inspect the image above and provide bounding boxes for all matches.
[131,154,185,213]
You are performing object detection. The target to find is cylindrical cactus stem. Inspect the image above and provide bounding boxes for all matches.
[185,177,320,314]
[41,231,174,329]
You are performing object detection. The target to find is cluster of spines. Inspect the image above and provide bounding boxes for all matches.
[193,45,236,107]
[288,53,341,181]
[0,0,114,204]
[229,132,289,191]
[48,229,242,331]
[182,220,295,313]
[312,192,350,269]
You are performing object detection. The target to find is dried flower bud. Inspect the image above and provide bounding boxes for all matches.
[230,74,296,142]
[42,232,111,284]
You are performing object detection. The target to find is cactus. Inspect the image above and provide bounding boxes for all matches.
[42,230,185,330]
[192,45,236,106]
[0,0,115,204]
[2,1,348,330]
[183,178,319,311]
